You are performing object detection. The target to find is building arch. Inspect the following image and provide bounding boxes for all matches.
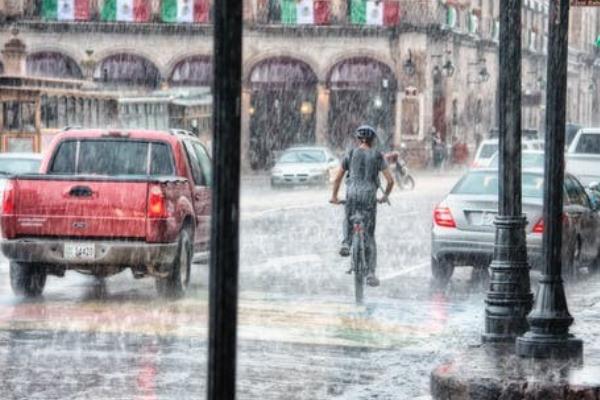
[247,56,319,170]
[26,51,83,79]
[243,51,322,84]
[326,56,398,150]
[93,53,162,88]
[168,55,213,87]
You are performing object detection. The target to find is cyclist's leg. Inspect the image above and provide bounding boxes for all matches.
[340,199,354,256]
[363,205,380,287]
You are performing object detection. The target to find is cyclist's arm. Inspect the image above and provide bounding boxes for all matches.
[330,167,346,204]
[380,168,394,202]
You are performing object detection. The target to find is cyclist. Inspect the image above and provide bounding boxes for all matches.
[329,125,394,287]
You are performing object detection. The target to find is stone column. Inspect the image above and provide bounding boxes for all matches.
[240,87,251,172]
[1,31,26,76]
[315,84,330,146]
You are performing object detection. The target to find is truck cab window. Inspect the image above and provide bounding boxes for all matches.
[184,140,205,186]
[192,142,212,187]
[49,141,76,174]
[150,142,175,176]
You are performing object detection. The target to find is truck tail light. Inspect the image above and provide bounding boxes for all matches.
[434,205,456,228]
[2,181,15,215]
[148,185,167,218]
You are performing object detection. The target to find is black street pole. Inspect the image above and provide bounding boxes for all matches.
[207,0,243,398]
[516,0,582,359]
[482,0,534,343]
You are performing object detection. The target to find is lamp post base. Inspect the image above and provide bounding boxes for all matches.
[516,333,583,360]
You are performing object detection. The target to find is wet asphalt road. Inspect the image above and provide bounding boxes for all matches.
[1,171,600,399]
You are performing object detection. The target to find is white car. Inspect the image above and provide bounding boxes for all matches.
[472,139,544,168]
[270,146,339,188]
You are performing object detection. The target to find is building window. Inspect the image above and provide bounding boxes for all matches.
[445,6,457,29]
[491,19,500,42]
[468,11,479,35]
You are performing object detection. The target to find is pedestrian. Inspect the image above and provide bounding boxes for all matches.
[431,129,439,169]
[329,125,394,287]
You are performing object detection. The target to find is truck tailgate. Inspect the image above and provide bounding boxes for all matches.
[13,178,148,238]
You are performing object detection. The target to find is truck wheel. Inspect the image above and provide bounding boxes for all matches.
[10,262,47,297]
[156,229,193,299]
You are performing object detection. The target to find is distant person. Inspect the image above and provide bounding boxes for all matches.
[329,125,394,287]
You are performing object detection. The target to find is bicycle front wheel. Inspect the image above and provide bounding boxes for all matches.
[354,272,364,304]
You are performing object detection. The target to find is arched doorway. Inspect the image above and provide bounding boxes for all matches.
[169,55,212,87]
[93,53,161,89]
[26,51,83,79]
[326,57,397,150]
[248,57,318,170]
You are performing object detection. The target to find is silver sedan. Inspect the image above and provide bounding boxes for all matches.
[431,168,600,284]
[270,146,339,188]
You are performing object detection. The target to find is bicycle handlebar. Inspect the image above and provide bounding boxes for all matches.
[331,199,390,205]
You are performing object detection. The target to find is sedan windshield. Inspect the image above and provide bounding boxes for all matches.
[478,144,498,159]
[278,150,326,164]
[0,158,41,174]
[452,171,544,198]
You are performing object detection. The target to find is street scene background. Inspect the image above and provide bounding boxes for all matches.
[0,172,598,399]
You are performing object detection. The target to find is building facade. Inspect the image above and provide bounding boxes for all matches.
[1,0,599,168]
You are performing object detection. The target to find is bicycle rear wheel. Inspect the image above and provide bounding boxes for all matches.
[351,233,365,304]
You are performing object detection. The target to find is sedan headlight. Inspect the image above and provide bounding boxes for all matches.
[309,168,326,174]
[272,168,283,175]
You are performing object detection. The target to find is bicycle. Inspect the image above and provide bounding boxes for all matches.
[336,200,385,304]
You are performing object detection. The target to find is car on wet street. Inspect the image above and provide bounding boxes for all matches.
[431,168,600,284]
[488,150,545,169]
[0,153,42,175]
[270,146,339,188]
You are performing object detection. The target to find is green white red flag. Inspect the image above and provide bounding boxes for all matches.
[101,0,151,22]
[161,0,210,23]
[41,0,90,20]
[280,0,330,25]
[351,0,400,26]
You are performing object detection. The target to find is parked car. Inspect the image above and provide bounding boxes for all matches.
[270,146,339,188]
[0,129,212,298]
[431,168,600,284]
[566,127,600,185]
[566,123,582,149]
[488,150,545,169]
[0,152,42,175]
[472,139,544,168]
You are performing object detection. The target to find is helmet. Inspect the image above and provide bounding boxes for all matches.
[354,125,377,141]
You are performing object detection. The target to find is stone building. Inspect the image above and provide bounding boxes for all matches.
[0,0,599,168]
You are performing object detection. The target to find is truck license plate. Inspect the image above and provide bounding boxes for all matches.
[64,243,95,260]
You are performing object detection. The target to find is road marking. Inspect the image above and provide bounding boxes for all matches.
[379,261,429,281]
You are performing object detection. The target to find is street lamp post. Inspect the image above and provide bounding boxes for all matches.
[516,0,583,360]
[482,0,534,344]
[207,0,243,398]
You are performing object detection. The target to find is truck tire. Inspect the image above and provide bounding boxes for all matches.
[156,229,193,299]
[10,262,47,297]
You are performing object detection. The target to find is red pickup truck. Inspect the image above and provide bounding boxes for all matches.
[1,129,212,298]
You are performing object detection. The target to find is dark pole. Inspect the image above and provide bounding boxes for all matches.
[482,0,534,343]
[516,0,582,359]
[207,0,243,397]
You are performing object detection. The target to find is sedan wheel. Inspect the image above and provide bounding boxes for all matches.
[431,257,454,287]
